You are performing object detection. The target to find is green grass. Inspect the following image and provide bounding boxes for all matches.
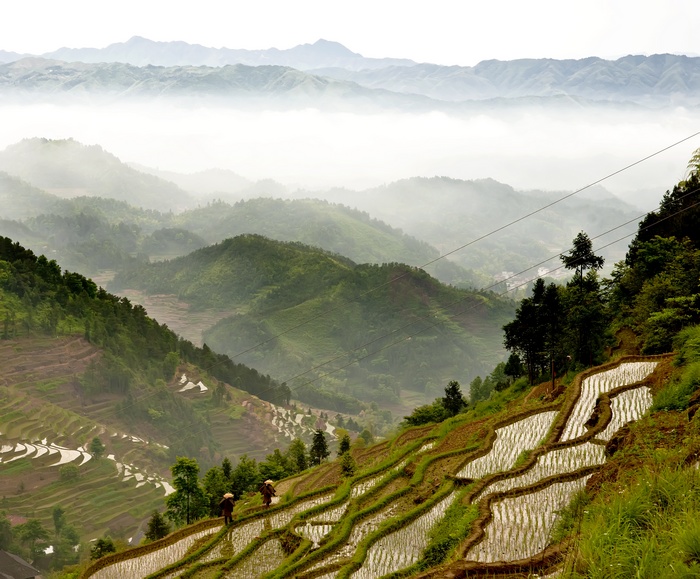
[561,452,700,577]
[651,360,700,412]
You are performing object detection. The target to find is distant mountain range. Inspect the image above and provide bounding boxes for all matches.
[5,37,416,71]
[0,38,698,106]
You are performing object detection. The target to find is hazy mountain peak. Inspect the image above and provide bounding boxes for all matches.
[302,39,360,57]
[0,137,193,211]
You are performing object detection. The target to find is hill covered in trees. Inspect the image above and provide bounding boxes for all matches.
[109,234,515,414]
[0,235,336,569]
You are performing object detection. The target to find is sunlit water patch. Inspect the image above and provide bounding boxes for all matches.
[475,442,605,500]
[597,386,653,441]
[560,362,656,442]
[89,529,215,579]
[350,492,457,578]
[222,536,287,578]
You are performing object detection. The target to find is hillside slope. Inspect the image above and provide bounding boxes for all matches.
[322,176,641,279]
[0,138,193,212]
[0,237,328,544]
[0,334,329,542]
[78,353,684,578]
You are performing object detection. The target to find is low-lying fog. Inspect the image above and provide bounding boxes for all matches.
[1,101,697,211]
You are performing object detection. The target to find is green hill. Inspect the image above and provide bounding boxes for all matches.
[0,141,481,287]
[0,236,319,548]
[322,176,642,278]
[109,234,515,413]
[170,198,479,286]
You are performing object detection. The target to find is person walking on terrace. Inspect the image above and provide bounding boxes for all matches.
[259,479,276,508]
[219,492,234,525]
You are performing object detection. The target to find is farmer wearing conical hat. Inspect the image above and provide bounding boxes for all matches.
[259,480,276,508]
[219,492,235,525]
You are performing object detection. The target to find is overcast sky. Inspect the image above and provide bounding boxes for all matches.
[3,0,698,65]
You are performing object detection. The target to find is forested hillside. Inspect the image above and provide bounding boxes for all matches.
[322,176,641,277]
[110,234,514,414]
[0,139,479,285]
[0,233,353,570]
[0,237,288,455]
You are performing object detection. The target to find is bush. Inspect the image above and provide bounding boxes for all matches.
[59,464,79,482]
[652,361,700,412]
[90,536,116,559]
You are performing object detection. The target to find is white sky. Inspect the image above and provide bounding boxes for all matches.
[1,0,699,205]
[3,0,699,65]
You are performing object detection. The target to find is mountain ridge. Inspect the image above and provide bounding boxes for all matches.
[39,36,416,71]
[1,38,698,106]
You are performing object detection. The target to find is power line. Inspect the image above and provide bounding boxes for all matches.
[19,133,700,442]
[223,131,700,365]
[155,185,700,448]
[280,188,700,393]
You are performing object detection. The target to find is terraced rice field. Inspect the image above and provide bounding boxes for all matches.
[597,385,653,441]
[560,361,656,442]
[456,410,558,479]
[476,442,605,499]
[350,492,458,578]
[468,475,592,562]
[90,528,216,579]
[305,504,399,574]
[222,536,287,578]
[80,358,662,579]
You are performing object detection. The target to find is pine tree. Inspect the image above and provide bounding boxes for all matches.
[89,436,105,459]
[309,430,330,465]
[561,231,605,285]
[145,510,171,542]
[442,380,466,415]
[337,433,351,456]
[340,451,356,477]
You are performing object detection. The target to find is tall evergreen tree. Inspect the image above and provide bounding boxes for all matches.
[145,510,171,542]
[52,506,66,537]
[442,380,466,415]
[309,430,330,465]
[221,457,233,481]
[561,231,605,285]
[337,433,351,456]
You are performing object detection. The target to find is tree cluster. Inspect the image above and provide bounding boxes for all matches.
[503,232,608,383]
[403,380,467,426]
[164,436,321,527]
